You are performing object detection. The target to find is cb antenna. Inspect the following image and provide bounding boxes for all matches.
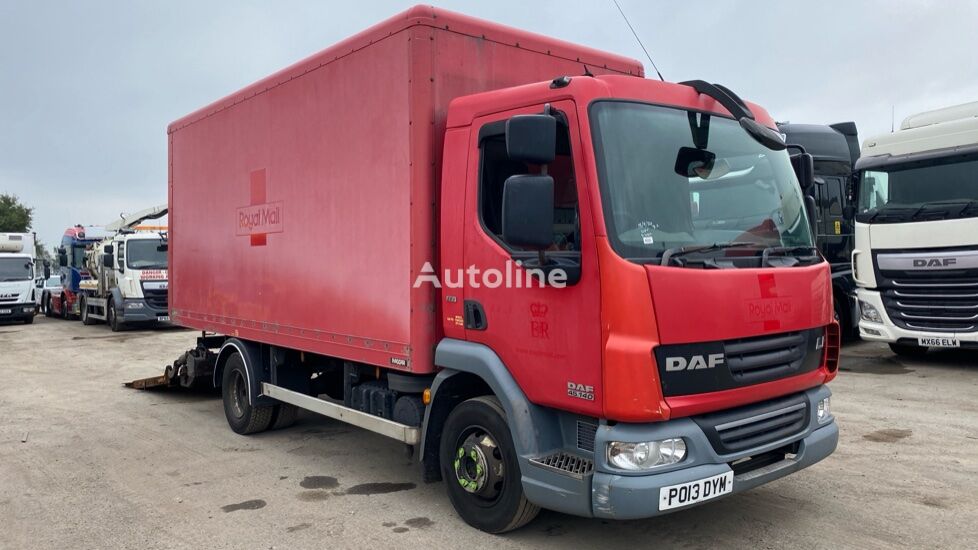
[611,0,664,81]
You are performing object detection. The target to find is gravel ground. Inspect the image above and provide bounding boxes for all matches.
[1,316,976,549]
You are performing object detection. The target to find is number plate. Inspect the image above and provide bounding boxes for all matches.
[918,337,959,348]
[158,316,170,322]
[0,309,11,315]
[659,471,733,511]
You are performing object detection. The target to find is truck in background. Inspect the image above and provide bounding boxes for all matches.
[44,225,105,319]
[853,101,978,356]
[779,122,861,337]
[140,6,840,532]
[0,232,38,324]
[78,205,169,331]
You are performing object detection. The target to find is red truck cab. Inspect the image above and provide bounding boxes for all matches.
[162,6,839,533]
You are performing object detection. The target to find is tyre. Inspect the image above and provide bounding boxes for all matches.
[269,404,299,430]
[440,396,540,533]
[60,295,69,320]
[107,298,123,332]
[833,298,851,341]
[221,353,274,435]
[80,296,96,325]
[889,343,929,358]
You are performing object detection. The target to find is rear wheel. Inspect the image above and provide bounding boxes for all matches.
[440,396,539,533]
[80,296,96,325]
[222,353,274,435]
[889,343,929,358]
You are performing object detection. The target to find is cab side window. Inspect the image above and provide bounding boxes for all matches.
[479,119,579,251]
[117,243,124,268]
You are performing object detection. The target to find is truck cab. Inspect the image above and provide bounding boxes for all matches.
[852,101,978,355]
[48,226,102,319]
[0,233,38,324]
[79,221,169,331]
[778,122,861,337]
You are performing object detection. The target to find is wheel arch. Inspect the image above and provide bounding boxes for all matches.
[214,338,268,406]
[421,339,561,482]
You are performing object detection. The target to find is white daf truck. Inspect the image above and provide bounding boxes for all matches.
[853,101,978,356]
[78,205,170,331]
[0,232,38,324]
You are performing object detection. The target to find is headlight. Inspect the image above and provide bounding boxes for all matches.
[817,397,832,424]
[859,300,882,323]
[607,438,686,471]
[126,302,145,309]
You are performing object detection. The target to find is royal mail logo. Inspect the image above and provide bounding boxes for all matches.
[236,202,284,236]
[237,169,283,246]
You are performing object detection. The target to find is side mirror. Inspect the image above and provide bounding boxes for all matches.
[501,175,554,249]
[505,115,556,164]
[104,244,114,254]
[103,253,114,269]
[790,152,815,191]
[43,265,51,279]
[58,253,67,267]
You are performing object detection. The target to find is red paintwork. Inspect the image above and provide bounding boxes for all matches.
[168,6,642,374]
[170,6,834,422]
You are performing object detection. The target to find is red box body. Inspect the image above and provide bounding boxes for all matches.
[168,6,642,373]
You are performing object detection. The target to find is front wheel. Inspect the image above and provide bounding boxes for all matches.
[221,353,274,435]
[80,296,96,325]
[107,298,123,331]
[889,343,929,358]
[440,396,540,533]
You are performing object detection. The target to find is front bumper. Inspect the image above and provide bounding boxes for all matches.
[0,303,36,320]
[521,386,836,520]
[856,289,978,345]
[120,298,169,323]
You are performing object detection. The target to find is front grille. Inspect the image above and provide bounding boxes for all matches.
[143,288,168,310]
[693,393,809,455]
[576,421,597,452]
[655,328,822,397]
[530,452,594,478]
[725,331,807,383]
[875,249,978,333]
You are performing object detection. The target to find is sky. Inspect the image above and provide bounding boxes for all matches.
[2,0,977,249]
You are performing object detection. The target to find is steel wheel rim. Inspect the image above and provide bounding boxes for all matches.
[453,425,505,504]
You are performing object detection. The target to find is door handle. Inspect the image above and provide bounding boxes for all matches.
[463,300,488,331]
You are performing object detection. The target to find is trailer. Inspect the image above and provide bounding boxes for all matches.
[137,5,840,533]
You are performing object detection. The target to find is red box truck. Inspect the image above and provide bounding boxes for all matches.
[162,6,840,532]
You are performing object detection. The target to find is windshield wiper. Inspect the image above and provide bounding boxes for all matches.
[660,242,761,266]
[761,246,820,267]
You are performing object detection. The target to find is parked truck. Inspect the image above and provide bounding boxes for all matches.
[78,205,169,331]
[853,101,978,355]
[142,6,840,532]
[779,122,861,337]
[0,232,38,324]
[45,225,104,319]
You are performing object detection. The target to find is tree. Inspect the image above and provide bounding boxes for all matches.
[0,193,33,232]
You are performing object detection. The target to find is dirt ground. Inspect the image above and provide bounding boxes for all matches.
[1,316,976,549]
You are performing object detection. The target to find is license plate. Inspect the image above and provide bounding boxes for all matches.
[918,337,959,348]
[659,471,733,511]
[158,316,170,322]
[0,309,10,314]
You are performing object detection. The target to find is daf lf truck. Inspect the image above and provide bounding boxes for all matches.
[853,101,978,355]
[144,6,840,532]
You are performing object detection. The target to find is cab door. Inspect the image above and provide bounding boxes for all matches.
[461,100,602,416]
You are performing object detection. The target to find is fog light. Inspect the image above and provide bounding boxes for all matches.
[817,397,832,424]
[859,300,882,323]
[126,302,145,309]
[23,307,35,313]
[607,438,686,471]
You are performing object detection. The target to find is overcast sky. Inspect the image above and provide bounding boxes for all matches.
[2,0,976,248]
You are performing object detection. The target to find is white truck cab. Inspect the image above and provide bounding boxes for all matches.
[78,206,169,331]
[0,232,38,324]
[852,101,978,355]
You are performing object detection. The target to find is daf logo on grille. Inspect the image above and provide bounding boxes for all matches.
[913,258,956,267]
[665,353,725,371]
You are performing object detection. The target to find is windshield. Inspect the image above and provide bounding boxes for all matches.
[126,238,167,270]
[71,245,88,268]
[590,101,814,264]
[857,155,978,223]
[0,257,33,281]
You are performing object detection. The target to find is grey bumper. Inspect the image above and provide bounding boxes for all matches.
[120,298,169,323]
[589,385,836,519]
[0,303,36,319]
